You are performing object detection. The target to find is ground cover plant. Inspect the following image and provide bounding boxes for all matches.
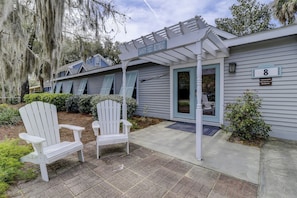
[0,104,21,126]
[0,139,37,197]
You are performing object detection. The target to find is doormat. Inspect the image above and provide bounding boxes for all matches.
[166,122,220,136]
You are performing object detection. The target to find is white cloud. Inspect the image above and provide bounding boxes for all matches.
[110,0,275,43]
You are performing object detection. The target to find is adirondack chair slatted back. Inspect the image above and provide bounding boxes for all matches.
[19,101,60,147]
[97,100,121,135]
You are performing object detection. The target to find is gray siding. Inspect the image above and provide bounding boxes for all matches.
[57,64,170,120]
[224,36,297,140]
[128,64,170,120]
[87,75,104,94]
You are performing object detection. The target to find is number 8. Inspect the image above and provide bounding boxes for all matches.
[264,69,268,76]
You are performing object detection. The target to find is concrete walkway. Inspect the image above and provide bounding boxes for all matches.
[130,121,260,184]
[258,138,297,198]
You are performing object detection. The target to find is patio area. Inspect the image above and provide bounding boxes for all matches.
[8,141,257,198]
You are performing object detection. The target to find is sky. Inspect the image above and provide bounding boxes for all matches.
[108,0,274,43]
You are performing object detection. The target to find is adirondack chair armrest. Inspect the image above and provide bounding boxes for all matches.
[121,119,132,127]
[59,124,85,141]
[92,121,100,136]
[19,133,46,144]
[120,119,132,134]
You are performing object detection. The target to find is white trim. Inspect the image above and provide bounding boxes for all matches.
[209,26,237,39]
[224,24,297,47]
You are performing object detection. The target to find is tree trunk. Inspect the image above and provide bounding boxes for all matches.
[39,75,44,92]
[1,77,6,103]
[20,79,29,102]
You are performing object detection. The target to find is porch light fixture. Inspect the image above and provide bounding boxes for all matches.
[229,62,237,73]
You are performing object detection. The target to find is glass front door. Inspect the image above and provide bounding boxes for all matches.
[173,64,220,122]
[173,68,195,119]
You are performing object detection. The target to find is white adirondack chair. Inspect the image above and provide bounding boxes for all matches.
[18,101,85,182]
[92,100,132,159]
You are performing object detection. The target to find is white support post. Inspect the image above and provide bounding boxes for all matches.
[196,41,203,161]
[122,61,128,120]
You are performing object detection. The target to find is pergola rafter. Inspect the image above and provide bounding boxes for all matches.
[119,16,233,161]
[119,16,230,64]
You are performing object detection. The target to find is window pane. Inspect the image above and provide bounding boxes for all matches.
[177,72,190,113]
[64,81,73,94]
[100,74,114,95]
[120,71,138,98]
[202,68,215,116]
[77,78,88,95]
[55,82,62,93]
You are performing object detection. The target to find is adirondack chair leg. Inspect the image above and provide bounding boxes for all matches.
[77,150,85,162]
[40,163,49,182]
[97,146,100,159]
[126,142,129,155]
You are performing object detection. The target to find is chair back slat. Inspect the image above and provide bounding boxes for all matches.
[19,101,60,146]
[97,100,121,135]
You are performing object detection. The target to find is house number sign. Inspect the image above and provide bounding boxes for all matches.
[252,65,282,78]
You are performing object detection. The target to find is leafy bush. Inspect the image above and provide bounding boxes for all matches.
[90,95,137,119]
[50,94,71,111]
[0,104,21,126]
[78,95,93,114]
[222,90,270,141]
[65,95,80,113]
[0,139,37,197]
[23,93,72,111]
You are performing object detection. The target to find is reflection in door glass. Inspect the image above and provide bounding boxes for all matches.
[177,72,190,113]
[202,68,215,116]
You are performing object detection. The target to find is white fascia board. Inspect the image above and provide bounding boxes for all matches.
[225,24,297,47]
[209,26,237,39]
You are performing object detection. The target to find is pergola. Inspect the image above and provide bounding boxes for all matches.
[119,16,230,160]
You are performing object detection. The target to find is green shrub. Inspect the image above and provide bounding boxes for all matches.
[23,93,72,111]
[65,95,80,113]
[0,139,37,197]
[50,94,71,111]
[0,104,21,126]
[78,95,93,114]
[90,95,137,119]
[222,90,271,141]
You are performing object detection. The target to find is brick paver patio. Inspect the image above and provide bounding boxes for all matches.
[8,142,257,197]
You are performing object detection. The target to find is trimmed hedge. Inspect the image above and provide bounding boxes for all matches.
[90,95,137,119]
[78,95,93,114]
[23,93,72,111]
[65,95,80,113]
[23,93,137,118]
